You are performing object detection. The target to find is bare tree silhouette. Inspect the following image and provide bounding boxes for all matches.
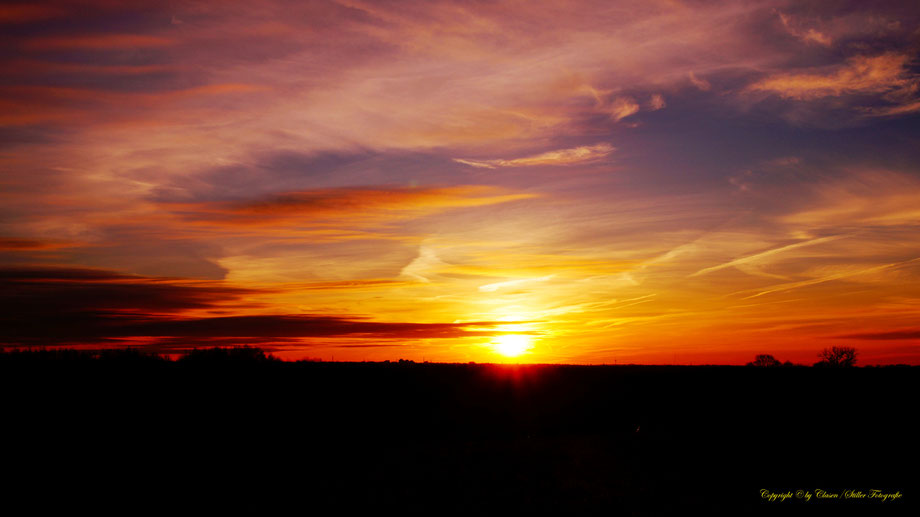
[815,346,857,367]
[746,354,781,367]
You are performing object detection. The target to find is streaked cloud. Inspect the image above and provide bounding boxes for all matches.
[834,328,920,340]
[737,257,920,300]
[780,170,920,229]
[168,185,539,226]
[0,4,64,23]
[747,53,918,107]
[776,11,832,47]
[24,34,175,50]
[0,237,74,251]
[687,72,710,91]
[608,97,640,122]
[454,143,614,169]
[400,246,447,283]
[0,266,508,347]
[690,236,845,278]
[479,275,555,293]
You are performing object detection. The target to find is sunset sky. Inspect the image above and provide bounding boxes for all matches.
[3,0,920,364]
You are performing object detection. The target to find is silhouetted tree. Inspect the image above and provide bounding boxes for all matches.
[747,354,781,367]
[814,346,857,367]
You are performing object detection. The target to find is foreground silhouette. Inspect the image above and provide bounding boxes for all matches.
[1,347,914,514]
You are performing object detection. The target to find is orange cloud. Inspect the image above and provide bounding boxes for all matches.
[747,53,916,100]
[24,33,175,50]
[690,236,845,278]
[0,4,64,23]
[780,170,920,229]
[454,143,614,169]
[168,185,539,227]
[608,96,640,121]
[4,60,182,76]
[0,238,74,251]
[865,99,920,118]
[688,71,710,91]
[777,11,832,46]
[0,82,263,127]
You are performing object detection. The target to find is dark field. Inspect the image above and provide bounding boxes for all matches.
[2,348,915,515]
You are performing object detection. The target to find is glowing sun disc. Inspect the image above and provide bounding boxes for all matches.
[493,334,532,357]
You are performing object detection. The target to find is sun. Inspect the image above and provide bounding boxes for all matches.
[493,334,533,358]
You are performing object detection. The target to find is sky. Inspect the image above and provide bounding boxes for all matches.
[2,0,920,364]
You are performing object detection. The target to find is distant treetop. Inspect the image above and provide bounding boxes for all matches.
[747,354,782,367]
[814,346,858,367]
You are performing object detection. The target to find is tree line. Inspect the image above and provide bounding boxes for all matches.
[747,346,858,367]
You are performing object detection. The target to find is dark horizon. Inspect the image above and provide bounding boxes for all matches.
[3,343,914,513]
[1,343,911,367]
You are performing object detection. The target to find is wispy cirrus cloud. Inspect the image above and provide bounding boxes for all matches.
[747,53,916,100]
[454,143,614,169]
[0,4,64,23]
[690,235,845,278]
[478,275,556,293]
[23,33,176,50]
[745,52,920,119]
[167,185,539,227]
[0,237,74,251]
[607,97,640,122]
[780,170,920,230]
[833,328,920,340]
[776,11,832,47]
[734,257,920,300]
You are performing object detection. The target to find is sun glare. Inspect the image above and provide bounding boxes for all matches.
[493,333,533,357]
